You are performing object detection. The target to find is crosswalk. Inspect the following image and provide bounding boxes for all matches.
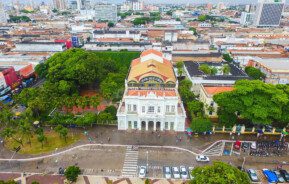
[122,146,139,178]
[201,141,224,156]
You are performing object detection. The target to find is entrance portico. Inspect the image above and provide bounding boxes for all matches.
[139,120,164,131]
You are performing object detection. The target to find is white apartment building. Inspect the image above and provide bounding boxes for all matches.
[117,49,186,132]
[0,3,7,24]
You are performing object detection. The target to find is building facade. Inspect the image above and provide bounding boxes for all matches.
[240,12,254,26]
[117,49,186,132]
[254,0,284,27]
[94,3,117,22]
[0,3,7,23]
[53,0,67,10]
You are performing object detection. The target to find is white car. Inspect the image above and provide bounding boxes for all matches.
[250,142,257,149]
[163,166,172,179]
[180,166,188,179]
[172,167,180,179]
[188,167,194,179]
[196,155,210,162]
[138,166,146,178]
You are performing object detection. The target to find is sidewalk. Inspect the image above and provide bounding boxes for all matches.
[0,125,283,159]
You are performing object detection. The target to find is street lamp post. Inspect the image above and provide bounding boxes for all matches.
[241,157,246,171]
[146,151,149,173]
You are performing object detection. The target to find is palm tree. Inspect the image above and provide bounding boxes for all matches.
[19,121,32,147]
[37,134,46,149]
[59,128,68,143]
[1,128,23,146]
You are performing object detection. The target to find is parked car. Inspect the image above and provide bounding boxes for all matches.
[188,167,194,180]
[196,155,210,162]
[234,140,241,150]
[273,170,285,183]
[280,170,289,182]
[247,169,259,182]
[163,166,172,179]
[242,142,250,150]
[180,166,188,179]
[138,166,146,178]
[250,142,257,149]
[172,167,180,179]
[263,169,278,183]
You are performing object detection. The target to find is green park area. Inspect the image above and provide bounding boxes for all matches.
[5,130,84,155]
[0,49,140,154]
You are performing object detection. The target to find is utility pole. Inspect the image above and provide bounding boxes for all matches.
[241,157,246,171]
[146,150,148,173]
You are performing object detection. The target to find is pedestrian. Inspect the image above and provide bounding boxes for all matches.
[158,134,160,138]
[108,137,110,142]
[179,136,182,142]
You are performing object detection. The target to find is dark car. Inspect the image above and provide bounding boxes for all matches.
[242,142,250,150]
[280,170,289,182]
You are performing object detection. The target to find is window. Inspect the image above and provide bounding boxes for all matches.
[210,101,214,106]
[166,105,170,112]
[148,106,155,113]
[142,106,145,113]
[209,111,213,115]
[133,105,137,112]
[165,122,169,130]
[127,104,131,112]
[134,121,137,129]
[157,106,161,113]
[171,106,175,113]
[128,121,132,129]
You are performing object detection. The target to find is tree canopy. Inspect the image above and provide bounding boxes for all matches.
[190,117,212,133]
[190,162,250,184]
[64,166,81,182]
[245,66,265,80]
[213,80,289,126]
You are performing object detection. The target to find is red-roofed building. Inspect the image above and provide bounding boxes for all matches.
[199,84,234,118]
[18,64,35,79]
[0,67,21,89]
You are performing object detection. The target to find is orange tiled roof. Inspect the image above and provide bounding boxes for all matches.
[140,49,163,57]
[19,64,34,78]
[204,86,234,96]
[127,90,176,97]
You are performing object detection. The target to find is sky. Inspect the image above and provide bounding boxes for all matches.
[5,0,260,5]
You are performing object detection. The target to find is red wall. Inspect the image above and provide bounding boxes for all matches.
[2,67,21,89]
[55,39,72,49]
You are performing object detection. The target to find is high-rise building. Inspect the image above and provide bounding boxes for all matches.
[94,3,117,22]
[217,2,226,11]
[254,0,285,27]
[0,3,7,24]
[120,0,144,12]
[245,4,251,12]
[207,3,213,11]
[240,12,254,26]
[53,0,67,10]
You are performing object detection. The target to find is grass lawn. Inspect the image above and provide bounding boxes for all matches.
[5,130,84,155]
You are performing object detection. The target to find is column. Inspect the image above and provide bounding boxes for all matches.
[146,121,148,131]
[160,121,164,131]
[153,121,156,131]
[137,119,141,130]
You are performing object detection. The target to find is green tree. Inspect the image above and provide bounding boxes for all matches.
[59,127,68,143]
[199,64,211,75]
[245,66,265,80]
[222,64,230,75]
[176,61,184,77]
[191,162,250,184]
[1,128,23,146]
[187,101,203,118]
[37,133,46,149]
[198,15,208,21]
[19,121,32,147]
[190,117,212,133]
[108,22,114,27]
[222,53,233,62]
[213,80,289,125]
[31,182,40,184]
[65,166,81,182]
[0,180,18,184]
[189,27,197,35]
[104,106,117,120]
[178,79,195,104]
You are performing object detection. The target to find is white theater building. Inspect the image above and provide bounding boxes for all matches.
[117,49,186,132]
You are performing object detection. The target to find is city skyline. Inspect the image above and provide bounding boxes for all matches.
[4,0,265,5]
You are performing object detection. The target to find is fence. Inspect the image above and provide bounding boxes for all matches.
[213,125,287,135]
